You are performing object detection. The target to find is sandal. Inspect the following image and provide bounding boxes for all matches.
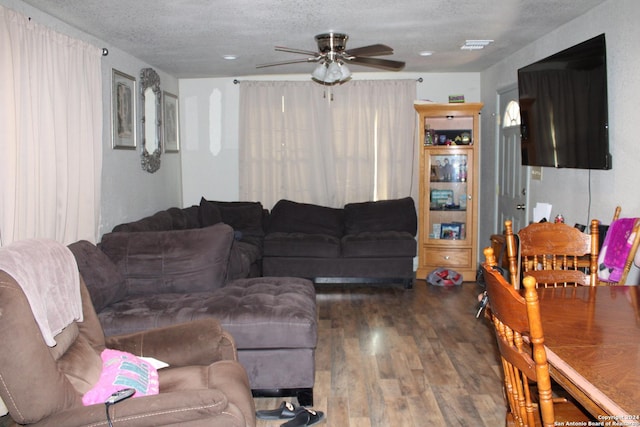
[281,407,325,427]
[256,401,297,420]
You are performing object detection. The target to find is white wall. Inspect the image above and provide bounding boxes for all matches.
[2,0,481,242]
[179,72,481,208]
[479,0,640,254]
[16,0,639,258]
[1,0,183,238]
[99,51,182,236]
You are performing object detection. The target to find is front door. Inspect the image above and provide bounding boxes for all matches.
[497,86,528,233]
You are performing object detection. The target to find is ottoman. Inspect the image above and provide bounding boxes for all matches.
[96,276,318,405]
[200,276,318,405]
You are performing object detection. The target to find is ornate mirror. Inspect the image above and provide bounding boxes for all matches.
[140,68,161,173]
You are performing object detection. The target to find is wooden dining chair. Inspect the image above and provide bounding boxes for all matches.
[482,247,591,427]
[598,206,640,285]
[504,219,600,289]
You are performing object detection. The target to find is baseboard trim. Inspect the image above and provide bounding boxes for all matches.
[313,277,414,288]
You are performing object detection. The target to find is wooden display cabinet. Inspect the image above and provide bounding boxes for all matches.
[414,102,483,281]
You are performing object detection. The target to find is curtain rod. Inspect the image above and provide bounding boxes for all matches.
[26,15,110,57]
[234,77,423,84]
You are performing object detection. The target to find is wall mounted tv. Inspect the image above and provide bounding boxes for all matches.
[518,33,611,170]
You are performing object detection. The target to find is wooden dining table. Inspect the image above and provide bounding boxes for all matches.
[537,285,640,421]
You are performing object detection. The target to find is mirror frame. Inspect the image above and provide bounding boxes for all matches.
[140,67,162,173]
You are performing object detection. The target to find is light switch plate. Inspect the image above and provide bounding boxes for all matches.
[530,166,542,181]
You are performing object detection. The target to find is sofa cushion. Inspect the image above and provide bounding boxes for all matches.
[198,198,223,227]
[341,231,417,258]
[267,199,344,238]
[68,240,127,312]
[263,232,340,258]
[112,210,174,233]
[343,197,417,235]
[99,223,234,296]
[200,199,265,237]
[226,241,262,280]
[166,207,189,230]
[182,205,202,229]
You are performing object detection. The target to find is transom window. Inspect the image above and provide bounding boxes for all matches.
[503,100,521,128]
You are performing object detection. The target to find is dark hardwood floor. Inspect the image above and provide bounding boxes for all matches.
[0,280,504,427]
[254,280,506,427]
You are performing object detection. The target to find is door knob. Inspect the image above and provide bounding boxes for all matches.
[516,204,526,210]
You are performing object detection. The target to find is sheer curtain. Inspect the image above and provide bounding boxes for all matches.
[239,81,332,208]
[239,79,415,208]
[331,79,416,205]
[0,6,102,246]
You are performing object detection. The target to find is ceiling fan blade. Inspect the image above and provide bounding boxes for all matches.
[346,56,406,71]
[344,44,394,57]
[256,57,320,68]
[275,46,320,56]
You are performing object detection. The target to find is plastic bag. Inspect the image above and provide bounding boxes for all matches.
[427,268,463,287]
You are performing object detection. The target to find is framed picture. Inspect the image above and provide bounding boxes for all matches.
[430,154,467,182]
[430,189,454,209]
[111,69,136,149]
[440,223,462,240]
[163,91,179,153]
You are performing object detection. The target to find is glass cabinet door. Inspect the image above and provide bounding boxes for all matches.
[425,149,473,244]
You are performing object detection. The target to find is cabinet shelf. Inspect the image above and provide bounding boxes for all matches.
[414,102,483,281]
[430,207,466,212]
[431,179,468,183]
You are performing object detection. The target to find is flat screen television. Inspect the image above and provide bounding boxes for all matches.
[518,33,611,170]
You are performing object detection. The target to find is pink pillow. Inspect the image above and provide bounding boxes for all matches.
[82,349,159,405]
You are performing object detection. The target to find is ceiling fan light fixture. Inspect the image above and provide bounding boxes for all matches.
[312,62,328,80]
[311,60,350,84]
[326,61,342,81]
[260,32,403,83]
[340,63,351,80]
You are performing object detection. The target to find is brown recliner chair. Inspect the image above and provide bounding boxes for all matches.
[0,239,256,427]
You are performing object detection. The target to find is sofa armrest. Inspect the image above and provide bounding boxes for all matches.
[105,318,237,367]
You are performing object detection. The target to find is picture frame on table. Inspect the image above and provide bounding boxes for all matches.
[111,69,136,149]
[162,91,179,153]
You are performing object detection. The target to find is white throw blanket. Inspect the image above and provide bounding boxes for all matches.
[0,239,83,347]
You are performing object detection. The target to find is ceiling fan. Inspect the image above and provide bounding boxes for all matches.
[256,33,405,84]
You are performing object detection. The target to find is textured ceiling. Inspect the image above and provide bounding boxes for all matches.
[21,0,607,78]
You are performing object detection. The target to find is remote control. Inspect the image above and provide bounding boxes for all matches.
[105,388,135,405]
[476,291,489,319]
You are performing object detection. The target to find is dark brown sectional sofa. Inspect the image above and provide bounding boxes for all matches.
[262,198,417,288]
[69,196,416,406]
[112,196,418,287]
[70,223,317,405]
